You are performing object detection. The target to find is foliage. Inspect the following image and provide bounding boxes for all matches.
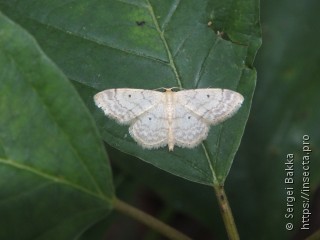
[2,0,318,239]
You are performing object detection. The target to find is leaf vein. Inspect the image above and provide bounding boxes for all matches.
[0,158,111,203]
[194,36,221,87]
[161,0,181,31]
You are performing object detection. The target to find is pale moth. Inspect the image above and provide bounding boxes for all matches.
[94,88,243,151]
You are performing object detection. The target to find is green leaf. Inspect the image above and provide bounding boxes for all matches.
[0,0,261,185]
[0,12,114,240]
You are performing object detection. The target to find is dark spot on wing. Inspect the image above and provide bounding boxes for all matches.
[136,21,145,26]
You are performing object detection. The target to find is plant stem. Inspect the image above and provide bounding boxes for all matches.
[113,197,192,240]
[213,184,240,240]
[305,229,320,240]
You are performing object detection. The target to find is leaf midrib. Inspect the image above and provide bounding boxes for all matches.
[146,0,217,184]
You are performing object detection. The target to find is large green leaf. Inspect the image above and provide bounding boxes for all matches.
[0,0,261,185]
[0,12,114,239]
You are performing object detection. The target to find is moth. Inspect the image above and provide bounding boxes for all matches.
[94,88,243,151]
